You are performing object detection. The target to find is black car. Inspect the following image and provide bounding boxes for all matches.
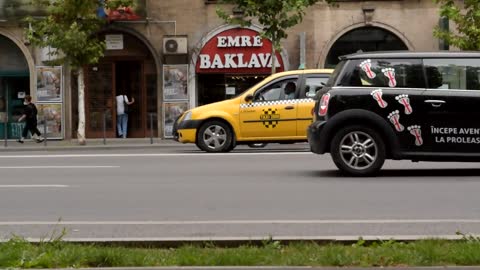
[308,51,480,176]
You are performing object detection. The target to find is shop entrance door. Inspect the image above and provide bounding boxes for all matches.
[115,61,145,138]
[86,60,145,138]
[86,62,116,138]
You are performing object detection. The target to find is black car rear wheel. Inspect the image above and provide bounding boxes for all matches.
[196,120,234,153]
[330,125,385,176]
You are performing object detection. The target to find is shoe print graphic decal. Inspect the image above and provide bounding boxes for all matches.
[408,125,423,146]
[371,89,388,108]
[360,59,376,79]
[388,110,404,132]
[382,68,397,88]
[395,94,413,115]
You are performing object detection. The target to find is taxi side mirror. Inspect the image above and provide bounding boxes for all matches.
[245,94,253,102]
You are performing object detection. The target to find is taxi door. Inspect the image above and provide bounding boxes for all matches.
[296,74,331,137]
[239,77,299,139]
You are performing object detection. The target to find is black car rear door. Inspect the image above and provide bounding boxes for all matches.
[421,58,480,153]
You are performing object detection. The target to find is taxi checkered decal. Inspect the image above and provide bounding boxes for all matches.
[261,108,280,128]
[240,98,312,108]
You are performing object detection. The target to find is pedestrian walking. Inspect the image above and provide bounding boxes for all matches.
[116,92,135,138]
[17,95,44,143]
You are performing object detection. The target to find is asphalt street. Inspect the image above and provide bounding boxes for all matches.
[1,143,480,242]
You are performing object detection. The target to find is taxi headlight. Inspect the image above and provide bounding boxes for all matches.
[182,111,192,122]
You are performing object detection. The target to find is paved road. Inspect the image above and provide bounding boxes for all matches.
[1,144,480,242]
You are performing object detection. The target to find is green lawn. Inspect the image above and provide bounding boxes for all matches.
[1,237,480,268]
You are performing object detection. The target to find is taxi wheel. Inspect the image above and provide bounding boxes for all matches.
[330,125,385,176]
[197,120,233,153]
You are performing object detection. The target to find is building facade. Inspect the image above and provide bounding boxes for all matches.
[0,0,446,140]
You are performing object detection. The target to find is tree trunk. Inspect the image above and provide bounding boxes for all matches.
[77,67,86,145]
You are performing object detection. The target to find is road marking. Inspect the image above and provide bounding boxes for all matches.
[0,152,312,159]
[1,219,480,225]
[0,166,119,169]
[0,185,68,188]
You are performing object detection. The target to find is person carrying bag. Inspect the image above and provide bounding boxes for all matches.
[116,92,135,138]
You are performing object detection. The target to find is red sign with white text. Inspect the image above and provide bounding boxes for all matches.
[196,28,284,74]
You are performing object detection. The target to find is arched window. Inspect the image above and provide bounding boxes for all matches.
[0,35,28,75]
[325,27,408,68]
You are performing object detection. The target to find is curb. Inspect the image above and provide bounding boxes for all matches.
[0,145,186,152]
[0,142,191,152]
[13,234,471,248]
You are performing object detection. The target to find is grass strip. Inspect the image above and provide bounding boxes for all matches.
[1,237,480,268]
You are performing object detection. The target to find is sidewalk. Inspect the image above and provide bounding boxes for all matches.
[0,138,187,152]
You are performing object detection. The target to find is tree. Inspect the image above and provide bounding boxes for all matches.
[25,0,133,144]
[216,0,334,73]
[433,0,480,50]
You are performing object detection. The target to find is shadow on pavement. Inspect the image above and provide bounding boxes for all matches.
[310,168,480,178]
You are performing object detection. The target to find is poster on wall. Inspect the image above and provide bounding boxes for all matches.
[163,102,189,138]
[163,65,188,101]
[37,103,63,139]
[36,66,62,102]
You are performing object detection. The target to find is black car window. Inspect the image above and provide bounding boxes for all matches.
[339,59,426,89]
[253,78,299,102]
[424,58,480,90]
[327,60,346,87]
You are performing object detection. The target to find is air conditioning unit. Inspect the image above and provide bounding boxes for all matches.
[163,36,188,55]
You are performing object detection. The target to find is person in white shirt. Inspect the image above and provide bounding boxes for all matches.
[116,92,134,138]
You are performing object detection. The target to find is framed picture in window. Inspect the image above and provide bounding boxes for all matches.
[36,103,63,139]
[36,66,62,102]
[163,65,188,101]
[163,101,189,138]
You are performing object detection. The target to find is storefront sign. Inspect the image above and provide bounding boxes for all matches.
[226,87,236,95]
[106,34,124,50]
[196,28,284,74]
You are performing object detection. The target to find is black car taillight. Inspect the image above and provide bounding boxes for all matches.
[318,93,330,116]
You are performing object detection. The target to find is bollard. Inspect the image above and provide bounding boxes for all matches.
[43,115,47,146]
[149,113,154,144]
[4,121,7,148]
[103,111,107,145]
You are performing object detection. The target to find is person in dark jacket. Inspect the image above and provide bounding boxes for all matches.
[17,95,44,143]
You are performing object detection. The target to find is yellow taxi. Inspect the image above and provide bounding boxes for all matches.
[174,69,334,152]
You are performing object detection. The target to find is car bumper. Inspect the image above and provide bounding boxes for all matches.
[307,120,328,154]
[174,120,202,143]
